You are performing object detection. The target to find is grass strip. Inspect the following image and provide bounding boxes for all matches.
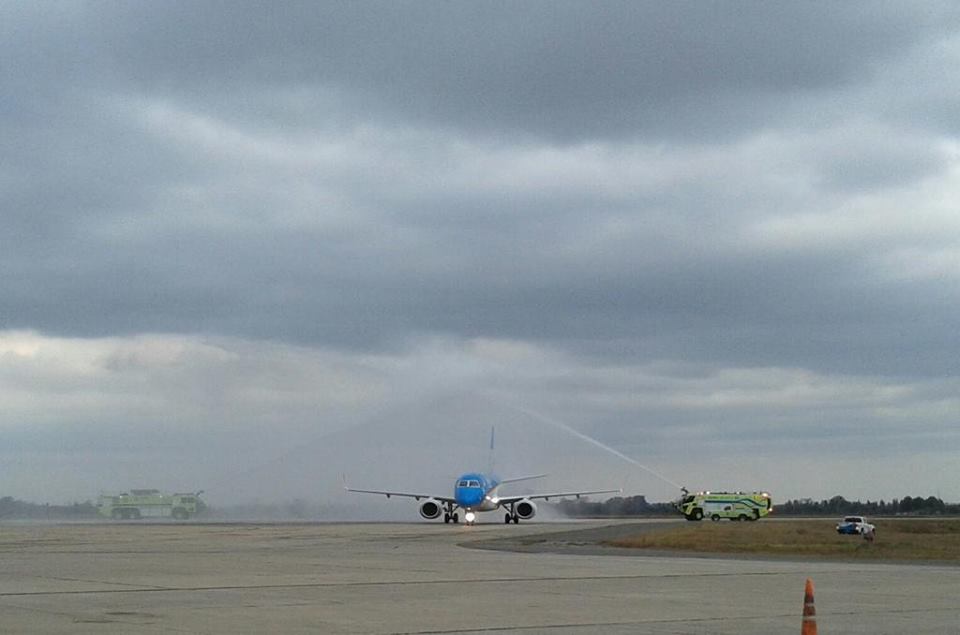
[606,519,960,561]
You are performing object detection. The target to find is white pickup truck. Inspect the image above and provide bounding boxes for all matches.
[836,516,876,536]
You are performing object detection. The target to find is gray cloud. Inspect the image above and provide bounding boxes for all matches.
[6,2,959,140]
[1,3,959,505]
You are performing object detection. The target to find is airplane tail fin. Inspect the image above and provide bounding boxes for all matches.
[487,426,496,476]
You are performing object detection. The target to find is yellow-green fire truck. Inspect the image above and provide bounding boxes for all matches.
[97,490,203,520]
[677,490,772,521]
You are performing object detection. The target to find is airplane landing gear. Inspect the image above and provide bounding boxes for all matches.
[505,512,519,524]
[443,503,459,524]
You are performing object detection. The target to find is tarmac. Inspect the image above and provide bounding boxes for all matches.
[0,519,958,634]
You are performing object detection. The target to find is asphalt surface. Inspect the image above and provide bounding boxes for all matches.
[0,520,957,633]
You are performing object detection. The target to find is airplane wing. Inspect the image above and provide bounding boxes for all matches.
[343,484,455,504]
[498,473,548,485]
[497,488,621,504]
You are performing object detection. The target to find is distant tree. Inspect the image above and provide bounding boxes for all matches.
[900,496,917,514]
[826,496,847,514]
[924,496,946,514]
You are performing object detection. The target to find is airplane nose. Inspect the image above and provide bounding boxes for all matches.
[463,490,482,506]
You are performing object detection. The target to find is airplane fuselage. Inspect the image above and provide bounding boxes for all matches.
[453,472,501,512]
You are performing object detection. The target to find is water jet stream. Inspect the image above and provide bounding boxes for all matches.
[496,400,684,491]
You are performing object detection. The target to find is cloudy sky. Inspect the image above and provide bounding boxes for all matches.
[2,2,959,510]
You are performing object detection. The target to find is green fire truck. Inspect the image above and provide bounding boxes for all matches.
[97,490,203,520]
[677,490,772,521]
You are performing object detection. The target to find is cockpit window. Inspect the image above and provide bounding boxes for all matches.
[458,480,469,487]
[468,480,481,487]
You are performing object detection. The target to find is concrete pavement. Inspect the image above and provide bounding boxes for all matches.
[0,520,957,633]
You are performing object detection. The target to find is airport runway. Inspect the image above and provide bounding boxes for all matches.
[0,520,957,634]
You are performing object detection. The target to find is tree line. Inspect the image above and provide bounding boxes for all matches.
[553,495,676,517]
[2,494,958,520]
[0,497,97,520]
[775,495,959,516]
[553,494,960,517]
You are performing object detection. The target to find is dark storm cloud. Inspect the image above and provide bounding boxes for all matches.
[6,2,960,140]
[141,2,958,140]
[2,88,958,376]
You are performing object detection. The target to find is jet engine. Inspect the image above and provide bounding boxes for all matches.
[515,499,537,520]
[419,499,443,520]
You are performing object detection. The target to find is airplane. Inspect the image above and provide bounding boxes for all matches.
[344,428,621,525]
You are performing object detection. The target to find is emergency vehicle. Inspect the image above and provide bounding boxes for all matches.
[677,490,772,521]
[97,490,203,520]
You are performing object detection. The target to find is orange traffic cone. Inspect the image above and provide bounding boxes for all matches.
[801,578,817,635]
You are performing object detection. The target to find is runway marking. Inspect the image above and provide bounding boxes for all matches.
[0,569,856,598]
[35,575,170,590]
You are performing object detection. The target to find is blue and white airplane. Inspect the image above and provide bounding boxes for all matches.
[344,430,620,525]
